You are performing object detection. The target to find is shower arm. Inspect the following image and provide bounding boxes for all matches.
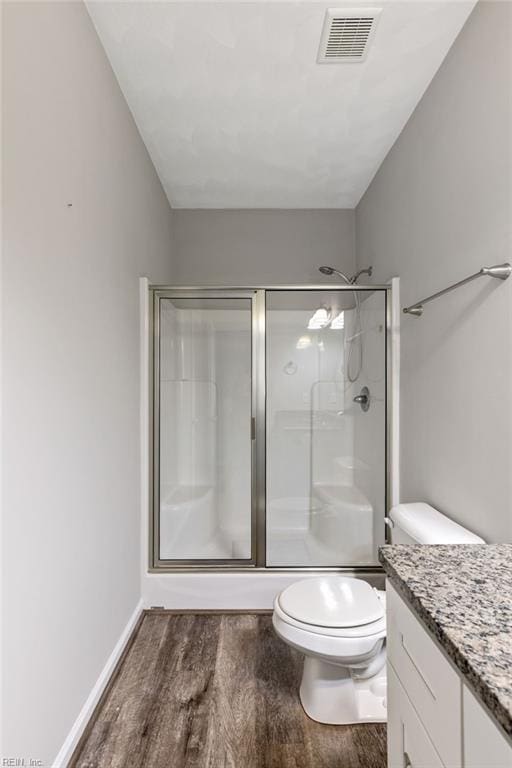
[318,266,373,284]
[350,267,373,284]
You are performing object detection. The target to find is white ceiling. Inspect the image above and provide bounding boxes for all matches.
[87,0,476,209]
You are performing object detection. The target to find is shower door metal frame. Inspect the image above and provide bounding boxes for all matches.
[150,288,266,569]
[149,284,393,572]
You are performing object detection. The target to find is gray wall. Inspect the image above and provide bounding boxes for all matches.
[2,2,173,764]
[171,209,355,284]
[356,0,512,542]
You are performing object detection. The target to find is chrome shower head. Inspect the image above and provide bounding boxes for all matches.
[319,266,335,275]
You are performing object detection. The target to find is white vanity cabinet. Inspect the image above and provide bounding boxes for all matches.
[463,685,512,768]
[386,583,512,768]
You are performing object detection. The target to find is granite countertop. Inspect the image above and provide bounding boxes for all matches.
[379,543,512,739]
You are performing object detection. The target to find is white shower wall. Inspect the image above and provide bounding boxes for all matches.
[266,310,353,509]
[160,303,216,489]
[214,322,252,551]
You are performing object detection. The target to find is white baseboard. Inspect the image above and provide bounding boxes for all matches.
[53,599,144,768]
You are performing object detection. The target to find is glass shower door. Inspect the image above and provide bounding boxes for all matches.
[266,289,387,567]
[153,293,255,565]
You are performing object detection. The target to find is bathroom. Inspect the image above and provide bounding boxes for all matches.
[2,0,511,766]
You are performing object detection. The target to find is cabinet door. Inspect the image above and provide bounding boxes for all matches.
[388,664,444,768]
[387,583,462,766]
[463,684,512,768]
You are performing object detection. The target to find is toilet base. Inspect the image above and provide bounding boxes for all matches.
[299,656,387,725]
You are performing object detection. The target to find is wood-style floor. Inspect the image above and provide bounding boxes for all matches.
[71,612,387,768]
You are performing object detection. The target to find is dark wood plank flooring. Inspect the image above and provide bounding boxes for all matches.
[71,613,387,768]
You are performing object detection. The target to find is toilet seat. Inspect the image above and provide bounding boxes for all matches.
[273,577,386,666]
[273,599,385,665]
[275,596,386,638]
[276,576,385,636]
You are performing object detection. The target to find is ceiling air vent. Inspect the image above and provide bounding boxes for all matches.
[318,8,382,63]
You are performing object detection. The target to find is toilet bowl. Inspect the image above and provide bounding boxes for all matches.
[273,502,485,725]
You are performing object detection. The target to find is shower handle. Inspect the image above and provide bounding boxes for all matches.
[353,386,370,412]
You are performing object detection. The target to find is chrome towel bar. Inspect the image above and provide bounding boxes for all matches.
[403,263,512,317]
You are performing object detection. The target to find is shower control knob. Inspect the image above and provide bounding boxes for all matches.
[353,386,370,412]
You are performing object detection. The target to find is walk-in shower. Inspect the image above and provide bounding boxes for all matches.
[149,283,390,571]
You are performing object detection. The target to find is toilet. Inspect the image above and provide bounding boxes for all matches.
[272,503,484,725]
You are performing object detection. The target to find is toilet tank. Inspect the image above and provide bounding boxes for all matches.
[388,503,485,545]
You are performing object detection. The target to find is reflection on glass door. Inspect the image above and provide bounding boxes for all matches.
[155,295,253,564]
[266,290,386,567]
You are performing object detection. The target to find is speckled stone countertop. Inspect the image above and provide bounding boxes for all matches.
[379,544,512,739]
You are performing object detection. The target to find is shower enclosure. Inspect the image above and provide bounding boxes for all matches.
[149,285,390,570]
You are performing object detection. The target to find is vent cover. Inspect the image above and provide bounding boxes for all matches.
[318,8,382,63]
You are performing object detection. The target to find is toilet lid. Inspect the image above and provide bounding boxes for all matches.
[278,576,384,628]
